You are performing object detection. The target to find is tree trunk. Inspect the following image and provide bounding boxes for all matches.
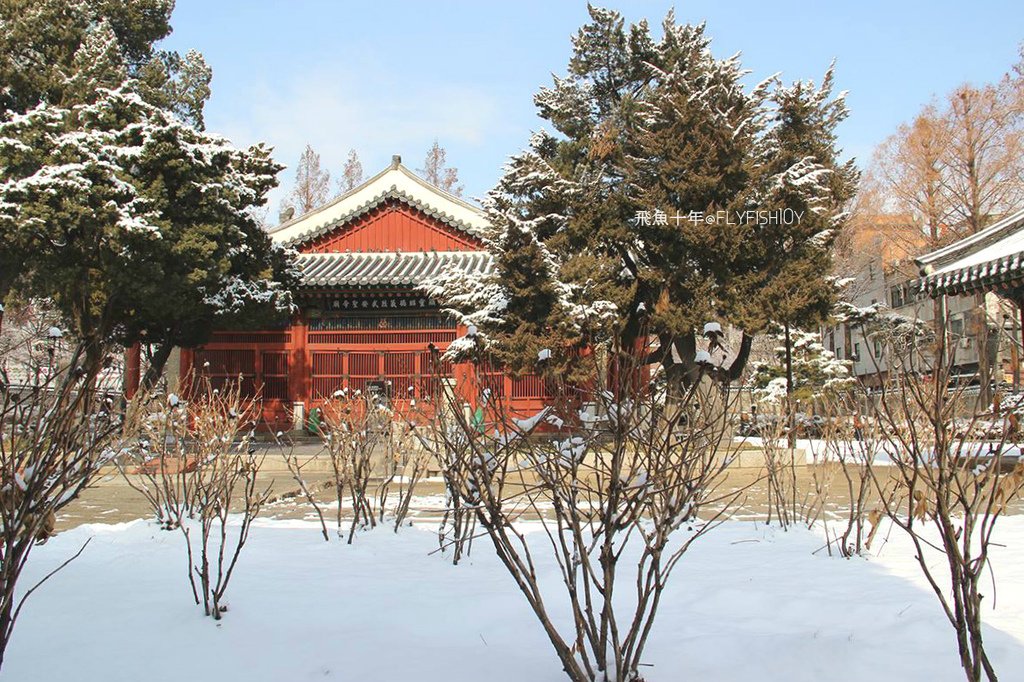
[140,342,175,393]
[0,281,9,335]
[725,331,754,382]
[784,322,796,448]
[123,343,142,399]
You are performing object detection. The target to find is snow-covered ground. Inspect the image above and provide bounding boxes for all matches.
[7,517,1024,681]
[738,436,1024,465]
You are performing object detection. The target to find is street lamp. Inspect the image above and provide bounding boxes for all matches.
[45,326,62,376]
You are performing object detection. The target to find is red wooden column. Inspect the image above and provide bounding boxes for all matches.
[288,312,309,430]
[179,347,194,395]
[123,342,141,399]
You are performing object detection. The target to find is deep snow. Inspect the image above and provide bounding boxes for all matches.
[6,516,1024,681]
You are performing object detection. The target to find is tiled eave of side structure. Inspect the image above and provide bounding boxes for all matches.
[917,209,1024,297]
[295,251,493,288]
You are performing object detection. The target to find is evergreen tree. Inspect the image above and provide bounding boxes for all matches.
[434,6,855,395]
[0,1,293,382]
[748,326,853,404]
[0,86,294,379]
[0,0,205,120]
[744,67,858,408]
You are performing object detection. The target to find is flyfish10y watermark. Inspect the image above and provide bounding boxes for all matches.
[633,208,804,226]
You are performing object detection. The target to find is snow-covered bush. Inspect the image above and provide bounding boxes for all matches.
[119,378,270,620]
[313,391,430,543]
[431,346,746,682]
[748,326,854,405]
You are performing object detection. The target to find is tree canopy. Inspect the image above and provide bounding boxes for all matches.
[433,6,856,390]
[0,0,294,379]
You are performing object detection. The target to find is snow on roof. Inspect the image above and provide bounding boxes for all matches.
[917,208,1024,297]
[295,250,493,288]
[269,156,489,247]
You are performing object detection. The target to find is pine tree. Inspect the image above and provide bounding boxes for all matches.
[0,1,293,381]
[432,6,856,397]
[0,86,294,379]
[749,326,853,404]
[137,48,212,130]
[743,67,858,417]
[284,143,331,215]
[337,148,364,193]
[419,139,463,195]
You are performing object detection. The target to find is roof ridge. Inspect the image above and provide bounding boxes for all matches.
[293,249,493,288]
[269,161,484,236]
[916,208,1024,272]
[280,187,486,248]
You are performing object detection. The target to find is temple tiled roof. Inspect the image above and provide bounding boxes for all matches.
[917,209,1024,297]
[295,251,493,288]
[269,156,489,248]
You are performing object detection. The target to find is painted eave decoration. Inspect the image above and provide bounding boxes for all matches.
[916,208,1024,297]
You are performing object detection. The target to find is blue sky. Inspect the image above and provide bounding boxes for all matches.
[161,1,1022,215]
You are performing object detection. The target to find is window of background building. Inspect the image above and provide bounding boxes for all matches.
[951,316,965,338]
[890,284,905,308]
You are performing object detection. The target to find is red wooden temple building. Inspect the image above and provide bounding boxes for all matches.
[169,155,550,431]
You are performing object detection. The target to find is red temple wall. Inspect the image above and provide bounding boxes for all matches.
[172,199,552,430]
[182,322,552,432]
[306,204,484,254]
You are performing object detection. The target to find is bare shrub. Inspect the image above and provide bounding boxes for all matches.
[433,349,746,682]
[275,438,330,542]
[866,330,1024,682]
[386,412,432,533]
[809,397,889,557]
[0,351,124,670]
[120,379,271,620]
[756,414,799,528]
[417,395,476,563]
[314,390,431,542]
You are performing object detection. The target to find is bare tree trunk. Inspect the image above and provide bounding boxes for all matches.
[0,280,10,335]
[140,342,176,393]
[785,322,796,448]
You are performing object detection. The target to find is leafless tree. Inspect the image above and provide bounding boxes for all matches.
[419,139,463,196]
[431,348,746,682]
[865,311,1024,682]
[863,106,952,251]
[0,347,125,671]
[864,61,1024,406]
[284,143,331,215]
[120,378,271,620]
[337,148,363,193]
